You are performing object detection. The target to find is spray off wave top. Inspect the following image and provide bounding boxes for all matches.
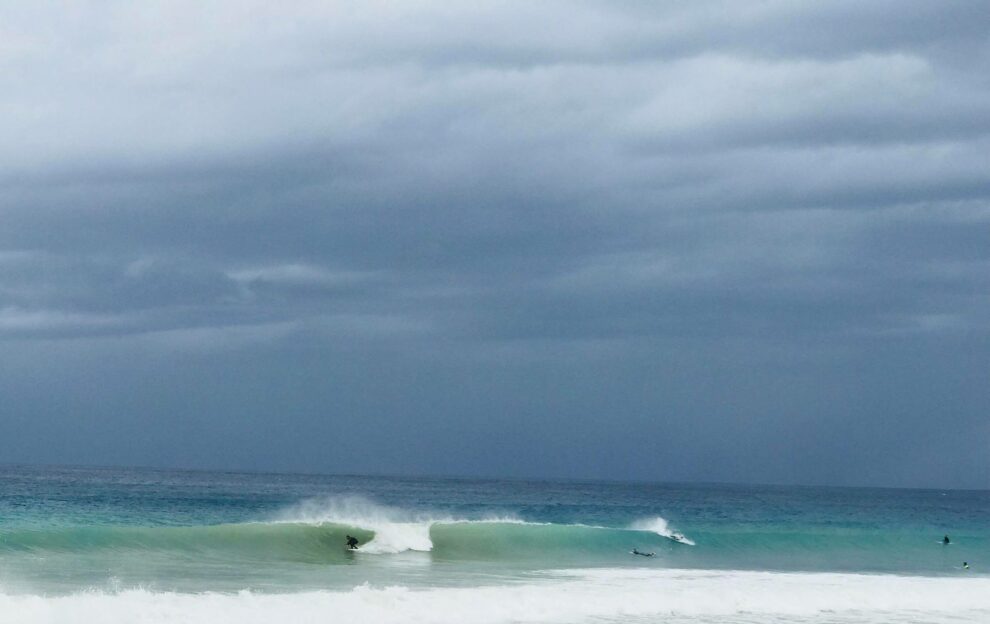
[0,496,692,563]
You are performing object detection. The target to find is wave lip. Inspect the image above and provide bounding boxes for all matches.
[278,497,700,556]
[273,496,535,555]
[274,496,440,554]
[0,498,694,563]
[630,516,696,545]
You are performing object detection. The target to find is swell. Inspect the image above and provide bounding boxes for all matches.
[0,523,375,563]
[0,520,681,563]
[2,520,983,570]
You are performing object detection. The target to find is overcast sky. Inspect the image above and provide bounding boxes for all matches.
[1,1,987,488]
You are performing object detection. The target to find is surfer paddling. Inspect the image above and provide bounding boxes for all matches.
[631,548,655,557]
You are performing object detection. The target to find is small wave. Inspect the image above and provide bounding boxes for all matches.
[630,516,695,545]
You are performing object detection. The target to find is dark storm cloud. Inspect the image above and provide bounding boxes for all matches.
[0,1,987,487]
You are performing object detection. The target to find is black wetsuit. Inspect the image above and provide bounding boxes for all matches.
[346,536,359,549]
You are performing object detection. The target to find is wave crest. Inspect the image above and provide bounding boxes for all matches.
[0,498,690,562]
[275,496,438,554]
[630,516,695,545]
[274,496,528,555]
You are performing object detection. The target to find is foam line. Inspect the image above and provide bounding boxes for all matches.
[3,569,989,624]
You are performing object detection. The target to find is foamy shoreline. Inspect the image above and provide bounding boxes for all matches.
[4,569,990,624]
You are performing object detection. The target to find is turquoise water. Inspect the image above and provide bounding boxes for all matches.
[1,465,988,623]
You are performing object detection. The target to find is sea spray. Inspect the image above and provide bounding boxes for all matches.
[272,496,533,554]
[275,496,436,554]
[2,466,987,603]
[630,517,696,545]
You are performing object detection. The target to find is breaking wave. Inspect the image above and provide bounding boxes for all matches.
[630,516,696,545]
[0,497,689,563]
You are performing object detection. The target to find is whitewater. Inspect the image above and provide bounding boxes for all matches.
[1,465,988,623]
[5,570,990,624]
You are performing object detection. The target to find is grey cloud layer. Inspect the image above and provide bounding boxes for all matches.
[0,1,987,486]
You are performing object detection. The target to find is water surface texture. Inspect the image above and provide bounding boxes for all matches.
[1,465,987,623]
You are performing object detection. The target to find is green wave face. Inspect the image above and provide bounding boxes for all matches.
[5,520,977,572]
[0,521,674,565]
[430,522,670,561]
[0,523,377,564]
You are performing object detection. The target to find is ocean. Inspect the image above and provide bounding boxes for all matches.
[0,465,987,623]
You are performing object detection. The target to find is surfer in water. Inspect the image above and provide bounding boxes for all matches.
[631,548,655,557]
[345,535,359,550]
[943,535,951,545]
[963,562,970,570]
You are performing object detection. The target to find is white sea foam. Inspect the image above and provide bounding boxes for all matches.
[272,496,526,554]
[630,516,696,545]
[272,496,436,554]
[2,569,989,624]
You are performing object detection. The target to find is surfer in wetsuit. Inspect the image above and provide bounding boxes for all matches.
[943,535,951,545]
[631,548,655,557]
[963,562,970,569]
[346,535,359,549]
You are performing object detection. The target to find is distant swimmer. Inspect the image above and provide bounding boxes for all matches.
[631,549,655,557]
[346,535,359,550]
[943,535,951,545]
